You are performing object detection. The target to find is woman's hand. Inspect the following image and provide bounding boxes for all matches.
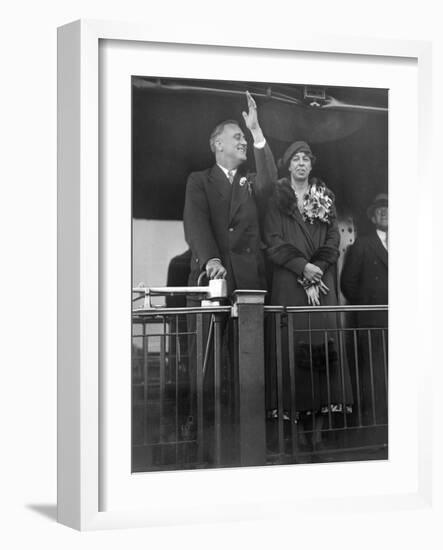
[242,91,265,143]
[318,280,329,295]
[303,262,323,283]
[305,284,320,306]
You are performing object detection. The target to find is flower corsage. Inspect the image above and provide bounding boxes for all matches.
[301,182,334,224]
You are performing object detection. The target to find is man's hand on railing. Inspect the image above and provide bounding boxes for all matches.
[205,258,227,280]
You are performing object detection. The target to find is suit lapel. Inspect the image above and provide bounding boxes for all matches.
[229,171,249,222]
[369,231,388,267]
[208,164,233,203]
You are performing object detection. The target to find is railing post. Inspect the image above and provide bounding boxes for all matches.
[232,290,267,466]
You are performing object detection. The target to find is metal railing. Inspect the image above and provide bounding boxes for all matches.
[132,297,388,471]
[132,306,231,471]
[264,305,388,464]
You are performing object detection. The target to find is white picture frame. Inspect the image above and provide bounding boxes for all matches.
[57,19,434,531]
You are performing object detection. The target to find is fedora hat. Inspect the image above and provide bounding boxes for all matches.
[367,193,388,219]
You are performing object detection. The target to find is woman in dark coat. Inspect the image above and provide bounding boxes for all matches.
[264,141,353,446]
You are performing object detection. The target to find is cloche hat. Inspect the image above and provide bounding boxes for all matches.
[278,140,316,171]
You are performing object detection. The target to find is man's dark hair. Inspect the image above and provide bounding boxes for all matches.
[209,119,241,153]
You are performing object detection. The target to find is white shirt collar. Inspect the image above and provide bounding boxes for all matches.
[376,229,388,250]
[217,164,237,181]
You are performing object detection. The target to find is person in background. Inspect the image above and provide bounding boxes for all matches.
[165,249,193,437]
[341,193,388,427]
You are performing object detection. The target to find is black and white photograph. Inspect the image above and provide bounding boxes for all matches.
[131,76,388,472]
[4,0,439,542]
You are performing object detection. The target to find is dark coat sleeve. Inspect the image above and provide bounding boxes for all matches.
[340,238,364,303]
[183,172,220,268]
[253,142,278,199]
[264,201,308,277]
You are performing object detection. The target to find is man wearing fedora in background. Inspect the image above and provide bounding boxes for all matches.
[341,193,388,429]
[341,193,388,321]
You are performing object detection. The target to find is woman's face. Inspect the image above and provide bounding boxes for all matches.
[289,152,312,181]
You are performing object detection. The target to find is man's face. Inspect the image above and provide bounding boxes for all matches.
[371,206,388,231]
[289,152,312,181]
[216,124,247,166]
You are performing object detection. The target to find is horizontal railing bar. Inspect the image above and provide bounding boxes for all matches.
[133,304,387,317]
[296,423,388,432]
[265,305,387,313]
[133,327,388,337]
[133,306,231,316]
[266,443,388,460]
[291,327,388,333]
[132,331,196,338]
[134,286,216,295]
[283,305,388,313]
[266,442,388,458]
[132,440,197,448]
[306,444,388,455]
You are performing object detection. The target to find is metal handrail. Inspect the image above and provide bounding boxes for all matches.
[132,304,388,316]
[283,304,388,314]
[132,306,232,317]
[133,277,228,309]
[265,304,388,313]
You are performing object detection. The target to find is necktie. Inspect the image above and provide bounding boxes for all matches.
[227,170,234,184]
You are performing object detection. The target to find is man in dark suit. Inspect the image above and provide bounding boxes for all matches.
[183,91,276,295]
[341,193,388,428]
[182,92,276,465]
[341,193,388,325]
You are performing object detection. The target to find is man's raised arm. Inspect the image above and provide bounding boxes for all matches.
[242,91,277,194]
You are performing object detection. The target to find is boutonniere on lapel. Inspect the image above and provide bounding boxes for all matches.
[239,175,253,195]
